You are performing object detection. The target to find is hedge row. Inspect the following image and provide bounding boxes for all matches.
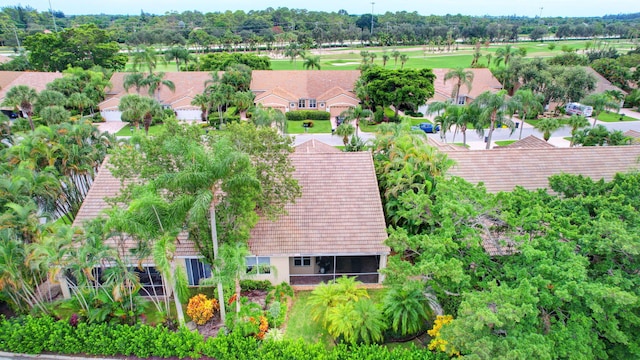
[285,110,330,121]
[0,316,447,360]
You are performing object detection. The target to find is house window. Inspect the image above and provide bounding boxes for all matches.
[290,102,296,108]
[309,99,317,108]
[294,256,311,267]
[134,267,165,296]
[298,99,306,108]
[246,256,271,274]
[319,102,325,108]
[185,258,212,286]
[457,96,466,105]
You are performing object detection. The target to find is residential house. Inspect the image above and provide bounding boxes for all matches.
[444,145,640,193]
[70,139,389,294]
[419,68,503,112]
[0,71,63,106]
[98,71,212,122]
[250,70,361,118]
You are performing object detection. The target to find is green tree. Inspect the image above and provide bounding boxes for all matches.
[510,89,544,139]
[118,94,163,134]
[399,54,409,69]
[566,114,590,146]
[132,46,161,75]
[383,281,432,336]
[2,85,38,131]
[164,46,189,71]
[39,105,70,126]
[444,68,474,103]
[582,92,621,126]
[340,105,372,137]
[534,117,561,141]
[472,90,513,149]
[143,72,176,101]
[302,54,321,70]
[335,122,355,146]
[123,72,146,94]
[67,92,95,116]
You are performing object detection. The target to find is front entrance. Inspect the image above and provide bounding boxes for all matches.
[289,255,380,285]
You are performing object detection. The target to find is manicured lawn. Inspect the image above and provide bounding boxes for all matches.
[596,111,638,122]
[286,120,332,134]
[494,140,517,146]
[285,291,333,347]
[115,123,167,136]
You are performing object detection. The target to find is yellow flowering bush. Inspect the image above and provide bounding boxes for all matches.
[186,294,219,325]
[428,315,460,357]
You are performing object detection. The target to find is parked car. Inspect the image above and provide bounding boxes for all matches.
[411,122,440,133]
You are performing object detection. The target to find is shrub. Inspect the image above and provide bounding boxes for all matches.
[186,294,219,325]
[240,280,273,292]
[285,110,330,121]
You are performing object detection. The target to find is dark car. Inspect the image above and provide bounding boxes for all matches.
[1,110,19,119]
[411,122,440,133]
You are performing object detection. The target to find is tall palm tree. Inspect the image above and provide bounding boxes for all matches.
[302,54,321,70]
[251,106,286,134]
[391,50,401,67]
[399,54,409,69]
[191,93,211,122]
[567,114,590,146]
[232,90,255,120]
[2,85,38,131]
[119,94,163,134]
[473,90,513,149]
[382,53,390,67]
[582,92,621,127]
[494,44,517,66]
[335,123,355,146]
[132,46,161,75]
[164,46,189,71]
[340,105,372,137]
[534,117,562,141]
[67,92,95,116]
[143,72,176,102]
[123,72,146,94]
[510,89,544,139]
[444,68,474,104]
[284,43,303,69]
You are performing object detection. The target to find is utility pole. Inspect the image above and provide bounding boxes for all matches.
[370,2,375,35]
[539,6,543,18]
[49,0,58,32]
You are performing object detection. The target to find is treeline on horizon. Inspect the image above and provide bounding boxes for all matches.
[1,5,639,49]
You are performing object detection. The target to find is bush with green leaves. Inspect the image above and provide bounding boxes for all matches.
[285,110,331,121]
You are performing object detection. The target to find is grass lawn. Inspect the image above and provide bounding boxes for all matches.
[596,111,638,122]
[115,123,167,136]
[494,140,517,146]
[286,120,332,134]
[285,291,333,347]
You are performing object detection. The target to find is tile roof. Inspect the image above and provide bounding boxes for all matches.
[294,139,341,154]
[498,135,556,149]
[0,71,63,103]
[624,130,640,139]
[425,137,469,152]
[248,143,389,256]
[584,67,628,95]
[99,71,212,109]
[430,68,503,102]
[250,70,361,100]
[445,146,640,193]
[72,158,195,263]
[0,55,11,64]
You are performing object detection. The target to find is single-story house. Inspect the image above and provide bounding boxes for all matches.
[0,71,63,106]
[98,71,212,122]
[70,139,388,295]
[250,70,361,118]
[444,145,640,193]
[419,68,503,113]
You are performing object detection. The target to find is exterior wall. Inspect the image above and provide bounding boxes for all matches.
[288,256,318,275]
[250,256,289,284]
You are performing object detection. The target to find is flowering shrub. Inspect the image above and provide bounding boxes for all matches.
[186,294,219,325]
[428,315,460,357]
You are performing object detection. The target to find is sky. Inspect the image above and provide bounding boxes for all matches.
[6,0,640,18]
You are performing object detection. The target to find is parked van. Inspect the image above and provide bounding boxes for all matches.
[565,103,593,117]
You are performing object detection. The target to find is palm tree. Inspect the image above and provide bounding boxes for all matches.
[383,282,431,336]
[40,105,70,126]
[369,53,377,64]
[164,46,189,71]
[567,114,590,146]
[232,91,255,120]
[191,93,211,122]
[510,89,544,139]
[494,44,517,66]
[534,117,562,141]
[582,92,621,127]
[326,298,387,344]
[444,68,474,104]
[2,85,38,131]
[302,54,321,70]
[473,90,513,149]
[143,72,176,102]
[132,46,161,75]
[251,106,286,134]
[118,94,163,134]
[34,90,66,115]
[382,53,390,67]
[340,105,372,137]
[391,50,401,67]
[335,123,355,146]
[399,54,409,69]
[67,92,95,116]
[284,43,303,69]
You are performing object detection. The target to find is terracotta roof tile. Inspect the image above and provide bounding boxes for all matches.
[499,135,556,149]
[445,146,640,193]
[249,144,389,256]
[250,70,360,100]
[0,71,63,103]
[430,68,503,101]
[294,139,341,153]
